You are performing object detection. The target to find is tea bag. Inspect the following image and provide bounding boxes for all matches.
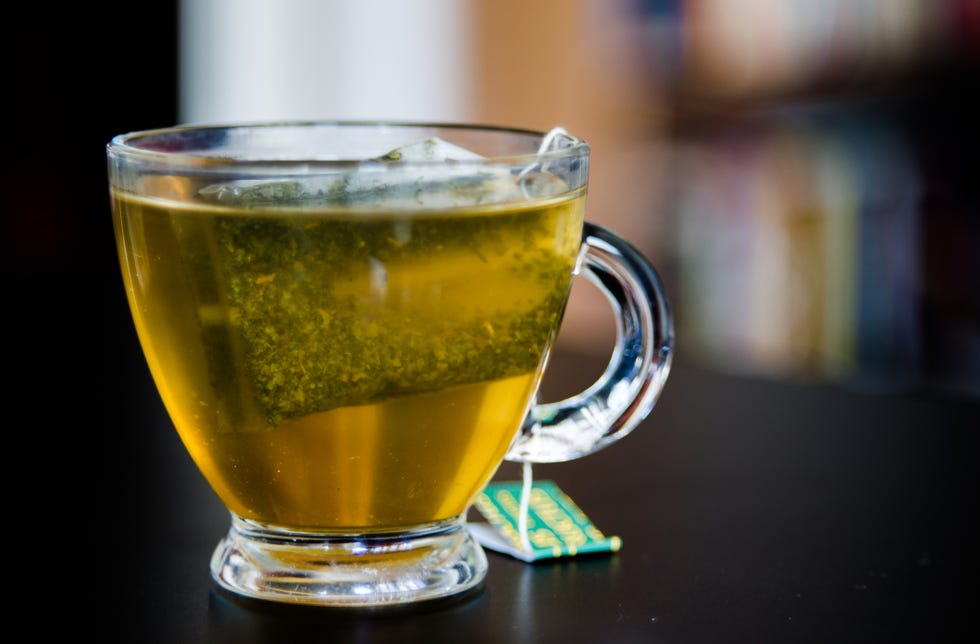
[191,129,581,426]
[198,130,575,209]
[341,137,526,208]
[373,136,484,162]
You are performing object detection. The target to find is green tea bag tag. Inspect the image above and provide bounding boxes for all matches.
[469,468,621,562]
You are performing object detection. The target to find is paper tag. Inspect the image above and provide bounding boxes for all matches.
[469,479,621,562]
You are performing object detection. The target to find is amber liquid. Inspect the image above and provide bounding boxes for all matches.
[113,184,584,531]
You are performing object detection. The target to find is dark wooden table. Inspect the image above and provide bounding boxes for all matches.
[28,269,977,643]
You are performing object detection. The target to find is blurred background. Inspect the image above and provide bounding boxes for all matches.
[8,0,979,428]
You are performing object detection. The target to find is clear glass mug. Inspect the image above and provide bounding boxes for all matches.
[107,122,673,607]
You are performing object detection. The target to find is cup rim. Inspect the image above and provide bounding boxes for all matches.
[106,120,590,169]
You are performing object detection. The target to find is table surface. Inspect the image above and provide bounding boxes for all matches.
[37,270,978,644]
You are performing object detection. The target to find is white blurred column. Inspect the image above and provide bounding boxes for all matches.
[179,0,473,124]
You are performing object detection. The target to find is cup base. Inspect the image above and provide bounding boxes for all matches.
[209,514,488,607]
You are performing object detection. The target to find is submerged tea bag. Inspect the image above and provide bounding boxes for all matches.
[183,130,584,427]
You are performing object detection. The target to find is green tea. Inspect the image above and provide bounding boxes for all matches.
[113,184,584,531]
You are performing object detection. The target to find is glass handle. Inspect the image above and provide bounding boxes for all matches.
[506,222,675,463]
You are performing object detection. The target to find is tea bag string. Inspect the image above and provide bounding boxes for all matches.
[518,126,580,198]
[516,125,578,552]
[518,461,533,553]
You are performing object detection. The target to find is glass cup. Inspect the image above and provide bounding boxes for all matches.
[107,122,673,607]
